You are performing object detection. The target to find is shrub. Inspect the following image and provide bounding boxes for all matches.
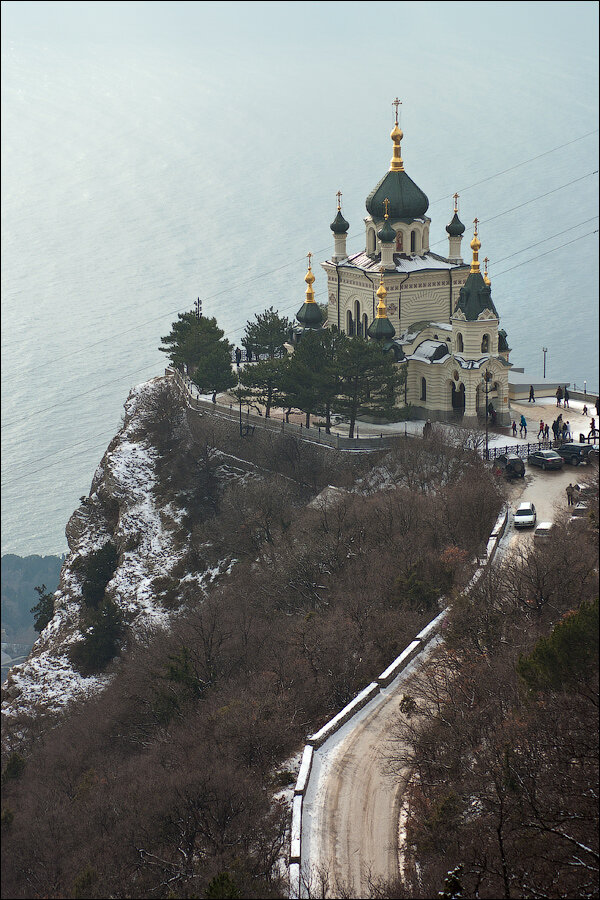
[31,583,55,632]
[69,599,124,676]
[73,543,119,609]
[1,752,26,784]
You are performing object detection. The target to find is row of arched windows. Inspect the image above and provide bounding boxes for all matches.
[367,226,429,255]
[346,301,369,337]
[455,333,492,354]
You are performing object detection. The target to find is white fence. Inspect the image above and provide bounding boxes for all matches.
[288,504,509,898]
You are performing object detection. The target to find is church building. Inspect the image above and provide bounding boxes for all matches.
[300,100,512,427]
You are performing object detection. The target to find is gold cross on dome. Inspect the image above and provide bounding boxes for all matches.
[383,197,390,218]
[453,192,459,212]
[336,190,342,210]
[307,251,312,268]
[392,97,401,124]
[473,217,479,234]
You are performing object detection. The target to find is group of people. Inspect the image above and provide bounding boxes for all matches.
[537,419,551,440]
[555,385,570,407]
[566,483,581,506]
[511,414,529,438]
[234,346,253,366]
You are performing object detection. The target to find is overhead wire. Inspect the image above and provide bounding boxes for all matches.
[2,129,597,384]
[3,227,598,488]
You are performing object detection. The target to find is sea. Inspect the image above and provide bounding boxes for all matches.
[1,2,599,558]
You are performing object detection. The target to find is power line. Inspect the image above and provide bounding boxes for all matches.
[2,130,597,382]
[493,229,598,278]
[3,229,599,487]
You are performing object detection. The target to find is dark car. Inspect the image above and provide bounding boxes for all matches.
[527,449,564,470]
[556,443,595,466]
[496,454,525,478]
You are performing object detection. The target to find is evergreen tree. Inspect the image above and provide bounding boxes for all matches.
[238,356,288,418]
[191,336,238,403]
[159,312,233,378]
[242,307,290,359]
[333,336,403,437]
[30,584,54,632]
[282,329,342,429]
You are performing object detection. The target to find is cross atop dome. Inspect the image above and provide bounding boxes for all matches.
[392,97,402,125]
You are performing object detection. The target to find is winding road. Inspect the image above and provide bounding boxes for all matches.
[299,444,595,897]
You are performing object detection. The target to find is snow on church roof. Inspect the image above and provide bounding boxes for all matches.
[338,251,462,273]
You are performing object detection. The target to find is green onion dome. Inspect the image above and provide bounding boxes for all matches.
[366,169,429,221]
[330,209,349,234]
[296,301,324,328]
[368,315,396,341]
[377,218,396,243]
[446,212,465,236]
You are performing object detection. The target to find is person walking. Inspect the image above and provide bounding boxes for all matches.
[520,414,527,438]
[589,417,597,440]
[583,404,588,417]
[529,384,535,402]
[565,421,571,440]
[537,419,544,438]
[566,483,574,506]
[563,386,570,408]
[512,420,517,437]
[556,385,563,406]
[595,396,600,418]
[235,346,242,367]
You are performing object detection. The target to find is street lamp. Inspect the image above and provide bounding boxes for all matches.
[543,347,548,379]
[482,369,492,459]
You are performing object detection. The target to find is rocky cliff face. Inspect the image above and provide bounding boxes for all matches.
[1,377,219,730]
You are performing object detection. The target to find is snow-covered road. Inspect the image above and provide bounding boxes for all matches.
[299,454,596,897]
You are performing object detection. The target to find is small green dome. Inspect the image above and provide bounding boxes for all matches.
[330,209,349,234]
[368,316,396,341]
[446,212,465,236]
[296,302,324,328]
[366,169,429,221]
[377,219,396,243]
[455,272,499,322]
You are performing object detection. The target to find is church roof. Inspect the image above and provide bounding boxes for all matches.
[368,315,396,341]
[337,250,464,274]
[406,339,451,363]
[455,270,499,321]
[296,302,324,328]
[366,169,429,221]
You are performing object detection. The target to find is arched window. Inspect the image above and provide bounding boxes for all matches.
[396,231,403,252]
[362,313,369,336]
[354,300,361,336]
[481,333,490,353]
[346,310,354,336]
[456,332,464,353]
[367,229,376,254]
[411,230,417,253]
[421,377,427,401]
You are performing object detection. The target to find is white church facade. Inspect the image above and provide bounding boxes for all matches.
[317,102,512,427]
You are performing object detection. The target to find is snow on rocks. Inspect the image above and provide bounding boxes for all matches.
[1,377,225,731]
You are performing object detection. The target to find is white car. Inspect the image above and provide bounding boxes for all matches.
[534,521,554,540]
[514,501,537,528]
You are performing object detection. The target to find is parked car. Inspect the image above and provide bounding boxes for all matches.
[496,454,526,478]
[556,443,595,466]
[527,449,564,470]
[534,521,554,540]
[514,501,537,528]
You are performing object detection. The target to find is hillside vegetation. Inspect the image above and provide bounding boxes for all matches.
[3,378,596,899]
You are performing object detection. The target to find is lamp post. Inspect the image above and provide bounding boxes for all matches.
[483,369,491,460]
[543,347,548,379]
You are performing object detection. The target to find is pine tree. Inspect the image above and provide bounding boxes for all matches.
[242,307,290,359]
[191,338,238,403]
[31,583,55,632]
[333,336,402,438]
[159,312,233,378]
[238,356,288,418]
[282,329,342,429]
